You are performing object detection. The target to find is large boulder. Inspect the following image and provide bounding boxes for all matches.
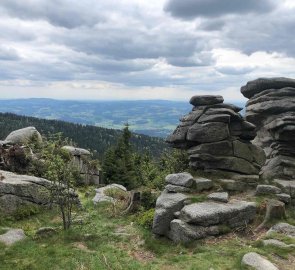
[0,170,79,216]
[92,184,127,204]
[241,252,278,270]
[4,127,42,145]
[0,229,26,246]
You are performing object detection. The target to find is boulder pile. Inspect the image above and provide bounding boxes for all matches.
[241,77,295,179]
[152,173,256,243]
[166,95,265,175]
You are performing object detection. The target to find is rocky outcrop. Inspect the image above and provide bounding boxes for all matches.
[0,170,79,216]
[167,95,265,175]
[62,146,100,185]
[241,77,295,180]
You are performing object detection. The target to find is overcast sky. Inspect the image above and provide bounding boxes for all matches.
[0,0,295,102]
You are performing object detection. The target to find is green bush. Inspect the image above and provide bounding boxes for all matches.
[13,205,40,220]
[135,208,155,229]
[104,188,129,201]
[140,189,158,210]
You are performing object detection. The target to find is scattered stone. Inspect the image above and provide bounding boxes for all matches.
[267,223,295,238]
[92,184,127,204]
[241,252,278,270]
[207,192,229,203]
[275,193,291,204]
[152,192,187,236]
[195,177,213,191]
[35,227,57,237]
[165,173,194,188]
[219,179,246,192]
[0,229,26,246]
[263,239,295,248]
[255,185,281,195]
[165,184,191,193]
[4,127,42,145]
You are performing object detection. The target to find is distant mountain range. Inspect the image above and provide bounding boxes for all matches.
[0,98,245,137]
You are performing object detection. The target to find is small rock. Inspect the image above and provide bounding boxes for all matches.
[0,229,26,246]
[207,192,229,203]
[195,178,213,191]
[263,239,295,248]
[267,222,295,238]
[165,173,194,188]
[241,252,278,270]
[255,185,281,195]
[275,193,291,204]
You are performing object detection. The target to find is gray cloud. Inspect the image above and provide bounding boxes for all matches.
[164,0,277,19]
[0,0,106,28]
[0,46,20,61]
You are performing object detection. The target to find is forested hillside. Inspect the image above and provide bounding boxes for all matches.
[0,113,167,158]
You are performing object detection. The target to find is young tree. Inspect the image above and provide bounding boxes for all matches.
[102,124,140,189]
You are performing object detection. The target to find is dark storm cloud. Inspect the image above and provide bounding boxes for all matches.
[164,0,277,19]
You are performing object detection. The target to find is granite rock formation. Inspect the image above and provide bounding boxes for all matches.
[241,77,295,180]
[152,173,257,242]
[166,95,265,175]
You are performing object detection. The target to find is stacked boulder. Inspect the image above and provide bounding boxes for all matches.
[167,95,265,175]
[241,78,295,180]
[152,173,256,243]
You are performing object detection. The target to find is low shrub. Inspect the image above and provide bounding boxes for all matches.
[135,208,155,229]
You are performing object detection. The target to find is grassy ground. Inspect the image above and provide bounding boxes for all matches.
[0,189,294,270]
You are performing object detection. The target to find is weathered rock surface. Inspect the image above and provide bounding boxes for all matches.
[273,179,295,200]
[220,179,246,192]
[62,146,100,185]
[241,252,278,270]
[241,78,295,179]
[4,127,42,145]
[152,192,187,235]
[207,192,229,203]
[165,173,194,187]
[92,184,127,204]
[179,200,256,227]
[267,223,295,238]
[0,170,53,215]
[167,95,265,175]
[263,239,295,248]
[195,177,213,191]
[255,185,281,196]
[0,229,26,246]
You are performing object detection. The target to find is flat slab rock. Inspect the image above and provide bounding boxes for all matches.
[189,95,224,106]
[255,185,281,195]
[241,252,278,270]
[207,192,229,203]
[180,200,256,227]
[263,239,295,248]
[0,229,26,246]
